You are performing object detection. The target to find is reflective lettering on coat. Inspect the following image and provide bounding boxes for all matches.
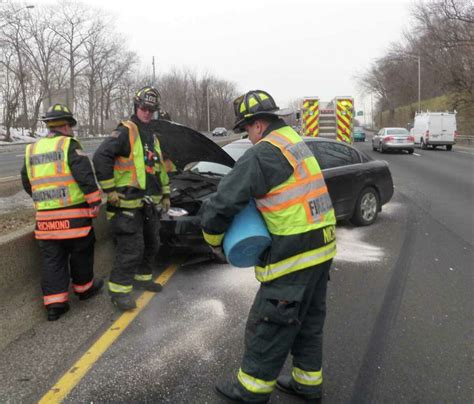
[37,220,71,231]
[308,195,332,220]
[33,187,67,202]
[29,151,64,166]
[323,225,336,244]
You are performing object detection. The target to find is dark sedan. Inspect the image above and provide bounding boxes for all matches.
[154,120,394,253]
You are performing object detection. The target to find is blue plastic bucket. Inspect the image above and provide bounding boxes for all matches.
[223,200,272,268]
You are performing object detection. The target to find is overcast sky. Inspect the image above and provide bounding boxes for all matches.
[31,0,414,122]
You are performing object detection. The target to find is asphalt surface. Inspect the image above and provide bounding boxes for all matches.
[0,135,472,403]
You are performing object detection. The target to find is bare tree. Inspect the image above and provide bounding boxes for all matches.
[48,2,95,110]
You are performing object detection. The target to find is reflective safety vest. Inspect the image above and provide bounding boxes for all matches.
[111,120,169,208]
[25,135,94,240]
[255,126,336,282]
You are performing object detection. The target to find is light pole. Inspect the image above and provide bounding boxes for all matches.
[416,55,421,113]
[0,4,34,29]
[206,86,210,132]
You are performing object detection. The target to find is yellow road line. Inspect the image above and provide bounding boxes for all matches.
[39,264,179,403]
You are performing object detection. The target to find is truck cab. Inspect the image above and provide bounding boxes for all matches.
[412,112,457,151]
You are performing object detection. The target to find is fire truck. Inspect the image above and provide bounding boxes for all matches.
[300,96,354,144]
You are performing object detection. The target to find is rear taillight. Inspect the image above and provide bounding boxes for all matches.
[408,136,414,141]
[425,130,430,138]
[384,136,394,142]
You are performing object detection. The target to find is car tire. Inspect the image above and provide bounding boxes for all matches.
[408,149,414,154]
[446,145,452,151]
[351,187,380,226]
[378,143,384,153]
[372,142,376,151]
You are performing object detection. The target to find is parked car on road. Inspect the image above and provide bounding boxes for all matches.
[411,112,456,151]
[154,120,394,253]
[353,126,366,142]
[372,127,414,154]
[212,127,227,137]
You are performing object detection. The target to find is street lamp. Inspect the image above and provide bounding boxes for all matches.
[385,53,421,113]
[0,4,35,29]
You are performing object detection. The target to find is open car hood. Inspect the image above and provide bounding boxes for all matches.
[149,119,235,171]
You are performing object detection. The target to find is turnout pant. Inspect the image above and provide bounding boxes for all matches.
[108,206,160,293]
[237,259,332,400]
[38,230,95,307]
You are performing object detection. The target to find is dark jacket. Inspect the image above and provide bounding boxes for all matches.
[201,119,333,271]
[92,115,169,199]
[21,132,99,207]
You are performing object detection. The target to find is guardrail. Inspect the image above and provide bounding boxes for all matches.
[455,135,473,145]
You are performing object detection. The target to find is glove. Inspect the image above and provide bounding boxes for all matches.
[89,205,100,218]
[161,196,171,212]
[210,246,226,263]
[107,191,124,207]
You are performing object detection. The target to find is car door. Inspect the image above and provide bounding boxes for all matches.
[305,140,361,219]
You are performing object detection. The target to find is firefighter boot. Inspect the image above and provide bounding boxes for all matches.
[276,376,322,401]
[214,380,269,403]
[46,302,70,321]
[111,293,137,311]
[133,279,163,293]
[77,279,104,301]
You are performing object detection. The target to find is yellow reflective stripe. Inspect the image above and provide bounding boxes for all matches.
[99,178,115,190]
[118,199,143,209]
[255,242,336,282]
[237,368,276,394]
[202,231,224,247]
[108,281,133,294]
[134,274,152,281]
[106,211,115,220]
[292,367,323,386]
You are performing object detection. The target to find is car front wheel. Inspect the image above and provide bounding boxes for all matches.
[351,187,380,226]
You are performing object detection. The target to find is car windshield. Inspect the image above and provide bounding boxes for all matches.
[188,142,250,176]
[387,128,409,135]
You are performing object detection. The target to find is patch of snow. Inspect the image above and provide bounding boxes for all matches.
[0,191,33,214]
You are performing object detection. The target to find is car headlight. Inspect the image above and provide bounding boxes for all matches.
[167,207,189,217]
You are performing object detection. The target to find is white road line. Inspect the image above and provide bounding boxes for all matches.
[0,175,20,183]
[413,153,421,157]
[15,154,25,157]
[454,150,474,155]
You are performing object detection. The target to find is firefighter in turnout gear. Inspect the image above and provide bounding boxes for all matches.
[201,90,337,403]
[93,87,170,311]
[21,104,103,321]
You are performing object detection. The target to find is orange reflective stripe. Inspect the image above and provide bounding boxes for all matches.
[44,292,68,306]
[36,208,92,220]
[258,186,327,212]
[35,226,91,240]
[265,132,312,180]
[257,176,326,210]
[84,190,101,204]
[72,280,93,293]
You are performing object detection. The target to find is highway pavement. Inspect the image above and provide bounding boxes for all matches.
[0,135,472,403]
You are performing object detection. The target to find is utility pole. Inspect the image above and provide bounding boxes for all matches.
[370,93,374,129]
[206,85,210,132]
[417,56,421,113]
[152,56,156,86]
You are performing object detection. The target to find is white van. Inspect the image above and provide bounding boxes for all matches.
[411,112,457,151]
